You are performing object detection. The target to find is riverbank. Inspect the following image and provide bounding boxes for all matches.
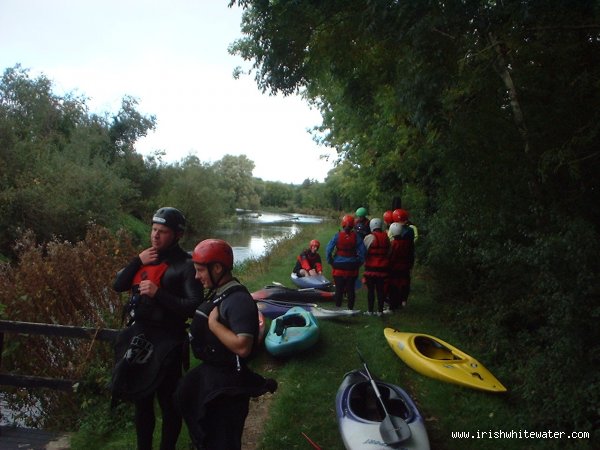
[69,222,592,450]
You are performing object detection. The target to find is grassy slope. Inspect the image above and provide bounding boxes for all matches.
[71,221,592,450]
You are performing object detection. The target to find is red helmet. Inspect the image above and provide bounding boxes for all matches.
[392,208,409,223]
[341,214,355,228]
[192,239,234,270]
[383,210,393,224]
[310,239,320,249]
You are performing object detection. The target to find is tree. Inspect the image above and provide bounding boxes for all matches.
[229,0,600,433]
[212,154,261,211]
[0,66,156,257]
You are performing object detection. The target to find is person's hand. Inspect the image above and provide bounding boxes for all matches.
[138,280,159,298]
[139,247,158,265]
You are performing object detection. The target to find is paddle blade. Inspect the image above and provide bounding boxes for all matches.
[380,414,412,445]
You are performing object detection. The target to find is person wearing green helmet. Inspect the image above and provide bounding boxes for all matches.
[354,206,371,239]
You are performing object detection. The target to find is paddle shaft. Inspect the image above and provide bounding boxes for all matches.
[357,349,411,445]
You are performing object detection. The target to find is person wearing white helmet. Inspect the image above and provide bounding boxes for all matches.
[388,219,415,310]
[362,218,391,316]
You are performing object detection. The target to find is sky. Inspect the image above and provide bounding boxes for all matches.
[0,0,337,184]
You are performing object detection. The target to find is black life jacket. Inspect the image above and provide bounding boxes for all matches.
[189,283,252,367]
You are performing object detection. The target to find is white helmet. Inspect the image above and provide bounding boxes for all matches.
[369,218,383,231]
[389,222,403,237]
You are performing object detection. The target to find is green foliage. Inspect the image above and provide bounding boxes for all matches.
[0,66,153,257]
[212,154,261,211]
[231,0,600,437]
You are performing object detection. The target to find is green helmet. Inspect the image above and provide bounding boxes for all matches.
[355,207,368,218]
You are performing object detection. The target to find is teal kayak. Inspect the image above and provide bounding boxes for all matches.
[265,307,320,357]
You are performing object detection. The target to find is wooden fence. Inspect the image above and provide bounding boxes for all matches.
[0,319,119,431]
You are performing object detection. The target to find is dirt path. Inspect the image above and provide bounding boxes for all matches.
[242,393,274,450]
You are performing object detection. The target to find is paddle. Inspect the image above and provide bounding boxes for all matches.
[301,432,322,450]
[356,348,411,445]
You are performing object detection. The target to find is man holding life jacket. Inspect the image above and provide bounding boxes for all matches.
[111,207,203,450]
[174,239,277,450]
[363,218,391,316]
[326,214,366,310]
[292,239,323,277]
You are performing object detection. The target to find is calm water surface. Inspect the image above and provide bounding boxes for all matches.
[200,211,325,264]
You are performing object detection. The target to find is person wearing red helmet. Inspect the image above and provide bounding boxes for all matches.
[174,239,277,450]
[292,239,323,277]
[390,208,419,242]
[325,214,366,310]
[383,210,394,227]
[110,207,203,450]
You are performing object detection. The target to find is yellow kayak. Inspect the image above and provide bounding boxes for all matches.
[383,328,507,393]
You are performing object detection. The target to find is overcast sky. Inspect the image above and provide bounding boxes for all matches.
[0,0,336,184]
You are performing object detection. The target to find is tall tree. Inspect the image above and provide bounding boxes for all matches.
[212,154,261,211]
[229,0,600,433]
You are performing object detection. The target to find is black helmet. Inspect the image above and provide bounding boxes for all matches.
[152,207,186,232]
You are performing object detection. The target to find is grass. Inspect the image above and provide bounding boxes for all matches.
[70,222,593,450]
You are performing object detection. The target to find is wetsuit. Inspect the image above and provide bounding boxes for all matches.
[111,244,203,450]
[174,280,277,450]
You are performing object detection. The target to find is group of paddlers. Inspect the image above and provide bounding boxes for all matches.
[293,206,417,315]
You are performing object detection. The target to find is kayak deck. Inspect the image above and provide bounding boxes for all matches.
[384,328,507,393]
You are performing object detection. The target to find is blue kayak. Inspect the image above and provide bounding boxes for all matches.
[290,273,334,290]
[265,307,320,357]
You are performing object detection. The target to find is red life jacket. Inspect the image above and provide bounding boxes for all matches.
[364,230,390,277]
[389,238,413,273]
[297,250,322,272]
[335,230,358,257]
[132,262,169,289]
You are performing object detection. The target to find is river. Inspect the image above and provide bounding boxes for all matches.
[200,211,325,264]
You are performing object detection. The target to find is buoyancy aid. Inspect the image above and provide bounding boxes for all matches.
[364,230,390,277]
[389,233,415,273]
[124,262,170,324]
[335,230,358,257]
[190,283,252,367]
[132,261,169,287]
[297,250,322,272]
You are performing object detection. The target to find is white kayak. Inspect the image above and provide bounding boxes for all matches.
[336,370,430,450]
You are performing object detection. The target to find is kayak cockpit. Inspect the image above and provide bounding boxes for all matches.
[414,336,462,361]
[348,381,413,423]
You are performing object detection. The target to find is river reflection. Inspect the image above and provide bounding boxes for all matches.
[215,212,324,264]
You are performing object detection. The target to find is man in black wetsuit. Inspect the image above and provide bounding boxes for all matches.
[174,238,277,450]
[111,207,203,450]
